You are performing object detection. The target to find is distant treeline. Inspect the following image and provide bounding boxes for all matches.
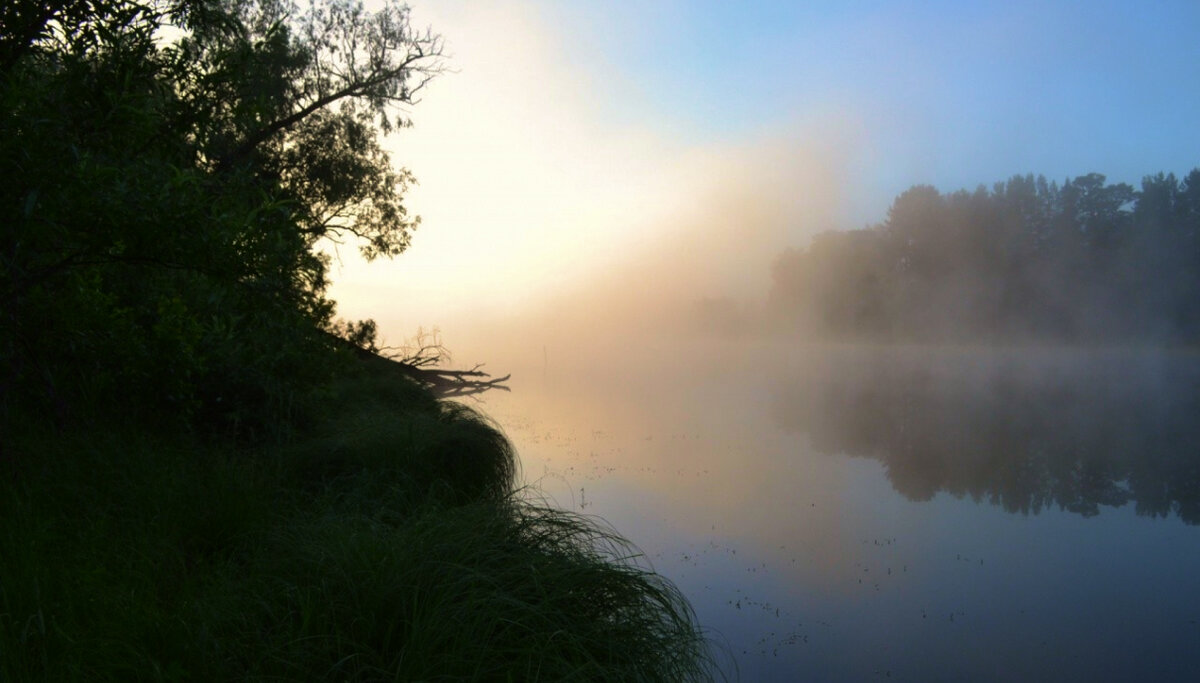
[769,170,1200,343]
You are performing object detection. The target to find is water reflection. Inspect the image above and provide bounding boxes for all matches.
[772,348,1200,523]
[471,339,1200,680]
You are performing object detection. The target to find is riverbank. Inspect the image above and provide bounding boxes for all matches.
[0,363,717,681]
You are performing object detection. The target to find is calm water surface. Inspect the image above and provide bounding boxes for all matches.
[473,342,1200,681]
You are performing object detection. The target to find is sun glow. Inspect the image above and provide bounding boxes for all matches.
[327,1,857,346]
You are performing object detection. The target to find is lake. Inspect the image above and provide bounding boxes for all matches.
[469,340,1200,681]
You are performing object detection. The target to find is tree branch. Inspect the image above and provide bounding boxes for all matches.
[325,331,510,398]
[216,50,434,171]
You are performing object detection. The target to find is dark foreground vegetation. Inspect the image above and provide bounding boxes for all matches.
[2,367,714,681]
[770,170,1200,344]
[0,1,714,679]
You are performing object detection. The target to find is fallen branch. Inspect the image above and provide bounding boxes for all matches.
[324,330,510,398]
[406,365,512,398]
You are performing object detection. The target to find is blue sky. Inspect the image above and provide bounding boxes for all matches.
[546,0,1200,210]
[334,0,1200,337]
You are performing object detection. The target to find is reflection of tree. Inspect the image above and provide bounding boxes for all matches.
[771,350,1200,523]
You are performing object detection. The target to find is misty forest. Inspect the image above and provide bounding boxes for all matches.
[4,0,1200,681]
[769,171,1200,343]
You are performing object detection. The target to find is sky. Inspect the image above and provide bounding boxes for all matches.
[328,0,1200,346]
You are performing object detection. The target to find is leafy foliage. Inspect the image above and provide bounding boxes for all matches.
[0,0,441,435]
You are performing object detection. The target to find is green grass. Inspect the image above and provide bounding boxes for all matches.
[0,370,720,681]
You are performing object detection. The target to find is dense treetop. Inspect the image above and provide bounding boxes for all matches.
[1,0,440,436]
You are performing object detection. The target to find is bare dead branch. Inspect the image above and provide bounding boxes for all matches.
[324,328,509,398]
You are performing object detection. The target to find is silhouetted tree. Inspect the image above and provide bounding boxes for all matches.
[1,0,442,436]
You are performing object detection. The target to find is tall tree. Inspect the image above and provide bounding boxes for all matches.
[1,0,443,434]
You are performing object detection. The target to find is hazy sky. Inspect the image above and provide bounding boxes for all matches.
[329,0,1200,342]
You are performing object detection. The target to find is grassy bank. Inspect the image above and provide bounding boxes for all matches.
[0,368,718,681]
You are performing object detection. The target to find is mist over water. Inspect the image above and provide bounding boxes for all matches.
[346,95,1200,677]
[459,328,1200,680]
[319,4,1200,677]
[427,178,1200,679]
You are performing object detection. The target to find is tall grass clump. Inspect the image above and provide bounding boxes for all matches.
[0,370,721,681]
[240,499,717,681]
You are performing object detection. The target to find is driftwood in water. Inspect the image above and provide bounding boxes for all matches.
[398,364,512,398]
[326,331,510,398]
